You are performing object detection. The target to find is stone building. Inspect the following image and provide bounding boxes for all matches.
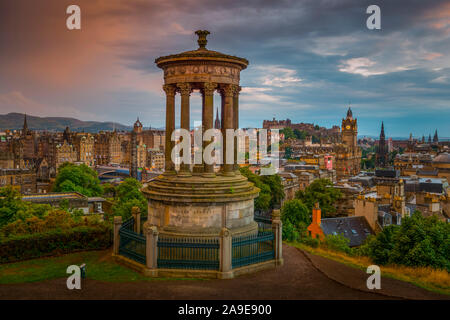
[263,118,340,143]
[335,108,361,179]
[73,134,95,166]
[307,203,374,246]
[376,122,388,167]
[19,114,37,160]
[94,131,122,165]
[353,169,406,232]
[279,172,300,205]
[0,168,37,193]
[394,152,450,181]
[147,148,165,170]
[55,140,77,169]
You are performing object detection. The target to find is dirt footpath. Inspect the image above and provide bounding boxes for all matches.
[0,245,447,300]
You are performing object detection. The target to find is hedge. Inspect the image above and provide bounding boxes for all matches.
[0,225,113,263]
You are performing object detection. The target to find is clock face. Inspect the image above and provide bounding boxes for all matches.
[346,125,351,130]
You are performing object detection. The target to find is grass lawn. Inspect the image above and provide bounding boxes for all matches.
[288,241,450,296]
[0,249,203,284]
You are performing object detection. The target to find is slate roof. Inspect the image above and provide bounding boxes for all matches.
[349,175,374,187]
[320,216,374,247]
[375,169,399,178]
[417,169,439,176]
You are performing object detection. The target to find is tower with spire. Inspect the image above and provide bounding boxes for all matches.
[376,121,388,168]
[433,129,439,144]
[22,113,28,136]
[336,106,361,178]
[214,107,221,129]
[341,107,357,148]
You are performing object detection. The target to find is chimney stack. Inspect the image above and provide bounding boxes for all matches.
[312,202,321,226]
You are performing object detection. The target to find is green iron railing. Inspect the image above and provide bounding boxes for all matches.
[157,237,220,270]
[232,231,275,269]
[119,217,146,265]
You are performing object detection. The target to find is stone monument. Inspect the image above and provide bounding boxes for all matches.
[142,30,260,239]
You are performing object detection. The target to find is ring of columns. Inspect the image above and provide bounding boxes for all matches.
[143,31,259,236]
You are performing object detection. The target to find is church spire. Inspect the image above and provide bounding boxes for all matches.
[23,113,28,134]
[380,121,385,139]
[214,107,221,129]
[433,129,438,143]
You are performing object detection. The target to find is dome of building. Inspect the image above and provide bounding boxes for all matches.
[433,153,450,163]
[155,30,248,70]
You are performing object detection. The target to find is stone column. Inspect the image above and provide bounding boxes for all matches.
[193,87,205,175]
[219,227,233,279]
[271,209,283,266]
[131,206,141,234]
[178,83,192,176]
[144,223,159,271]
[233,86,241,173]
[202,82,216,177]
[113,216,123,255]
[163,84,176,174]
[221,85,235,176]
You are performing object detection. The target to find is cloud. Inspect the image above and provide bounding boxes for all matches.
[430,75,449,83]
[256,66,303,87]
[0,0,449,136]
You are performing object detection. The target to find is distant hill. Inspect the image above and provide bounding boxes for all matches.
[0,113,131,132]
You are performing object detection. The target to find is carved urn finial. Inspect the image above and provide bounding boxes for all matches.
[195,30,210,49]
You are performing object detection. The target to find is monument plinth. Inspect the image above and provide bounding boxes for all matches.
[142,30,259,238]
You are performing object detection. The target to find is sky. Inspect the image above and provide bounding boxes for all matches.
[0,0,449,138]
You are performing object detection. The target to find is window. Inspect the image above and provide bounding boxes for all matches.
[351,229,358,235]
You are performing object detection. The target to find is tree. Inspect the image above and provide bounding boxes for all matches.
[53,163,103,197]
[366,225,398,265]
[240,167,271,211]
[112,178,148,220]
[284,146,292,159]
[312,135,320,144]
[102,183,116,198]
[366,211,450,271]
[0,186,53,228]
[295,179,342,217]
[389,211,450,271]
[281,127,295,140]
[240,167,284,211]
[261,174,285,208]
[0,187,25,227]
[281,199,310,227]
[293,129,307,140]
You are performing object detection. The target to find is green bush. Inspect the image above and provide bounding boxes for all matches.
[300,236,320,248]
[367,225,398,264]
[0,224,112,263]
[365,211,450,271]
[281,199,310,227]
[282,221,300,242]
[322,234,352,255]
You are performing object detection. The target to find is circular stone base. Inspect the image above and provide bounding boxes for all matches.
[142,173,260,235]
[158,221,258,239]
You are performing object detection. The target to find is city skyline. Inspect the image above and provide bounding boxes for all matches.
[0,0,449,137]
[1,111,448,141]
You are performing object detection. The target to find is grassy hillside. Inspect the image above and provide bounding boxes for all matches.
[0,113,131,132]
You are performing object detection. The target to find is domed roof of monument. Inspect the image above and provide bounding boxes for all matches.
[155,30,248,69]
[433,153,450,163]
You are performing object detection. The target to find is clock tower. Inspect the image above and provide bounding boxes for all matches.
[335,107,361,179]
[341,107,357,148]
